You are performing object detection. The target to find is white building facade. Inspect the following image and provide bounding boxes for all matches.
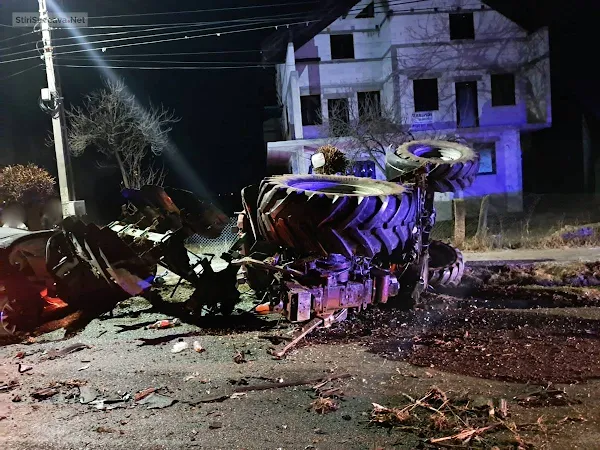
[266,0,551,218]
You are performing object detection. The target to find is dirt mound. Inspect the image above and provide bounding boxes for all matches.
[307,307,600,385]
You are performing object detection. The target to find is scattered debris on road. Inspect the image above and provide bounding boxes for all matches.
[517,388,580,408]
[134,387,156,402]
[0,380,19,392]
[136,392,176,409]
[79,386,100,404]
[137,332,200,346]
[147,318,181,330]
[311,397,339,414]
[31,387,59,400]
[233,350,246,364]
[366,386,576,447]
[17,363,33,373]
[44,343,90,360]
[193,340,205,353]
[171,341,189,353]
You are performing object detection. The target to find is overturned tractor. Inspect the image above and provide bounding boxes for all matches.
[0,140,477,339]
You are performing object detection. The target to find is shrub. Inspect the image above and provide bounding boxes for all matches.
[0,164,56,205]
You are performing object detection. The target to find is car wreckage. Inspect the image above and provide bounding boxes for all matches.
[0,140,478,349]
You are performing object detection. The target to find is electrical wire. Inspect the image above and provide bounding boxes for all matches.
[0,63,43,81]
[87,1,321,19]
[0,1,437,56]
[0,30,37,47]
[85,0,426,20]
[0,18,319,59]
[49,13,312,45]
[56,57,268,65]
[55,64,275,70]
[61,50,261,58]
[0,1,465,65]
[52,20,319,56]
[0,13,310,54]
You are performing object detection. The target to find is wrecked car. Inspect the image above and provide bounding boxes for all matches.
[0,140,478,339]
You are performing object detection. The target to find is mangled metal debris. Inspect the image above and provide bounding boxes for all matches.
[1,140,478,347]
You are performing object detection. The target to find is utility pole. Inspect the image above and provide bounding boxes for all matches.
[38,0,76,218]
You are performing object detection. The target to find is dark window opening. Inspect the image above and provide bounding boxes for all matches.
[473,143,496,174]
[413,78,439,112]
[356,2,375,18]
[328,98,350,136]
[300,95,322,126]
[358,91,381,119]
[455,81,479,128]
[449,13,475,40]
[330,34,355,60]
[491,73,516,106]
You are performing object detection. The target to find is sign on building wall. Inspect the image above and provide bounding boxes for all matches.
[410,111,433,130]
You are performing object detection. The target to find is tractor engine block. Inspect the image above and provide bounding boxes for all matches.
[279,254,399,322]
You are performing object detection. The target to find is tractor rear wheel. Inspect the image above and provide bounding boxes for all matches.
[257,175,419,258]
[386,140,480,193]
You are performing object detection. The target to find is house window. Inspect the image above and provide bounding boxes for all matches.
[356,1,375,18]
[328,98,350,136]
[491,73,516,106]
[413,78,439,112]
[449,12,475,40]
[474,143,496,174]
[358,91,381,119]
[300,95,322,126]
[330,34,355,60]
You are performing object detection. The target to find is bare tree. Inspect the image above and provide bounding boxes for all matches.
[65,78,179,189]
[321,92,412,172]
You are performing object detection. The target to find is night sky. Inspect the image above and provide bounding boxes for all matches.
[1,0,599,220]
[0,0,317,220]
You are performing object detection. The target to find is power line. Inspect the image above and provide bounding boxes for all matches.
[0,13,309,54]
[85,0,427,20]
[60,49,261,58]
[0,1,457,65]
[58,16,302,30]
[52,20,319,56]
[55,63,275,70]
[0,63,43,81]
[1,18,319,59]
[0,54,41,65]
[49,12,309,43]
[87,1,320,19]
[0,30,37,46]
[0,1,434,56]
[56,57,267,65]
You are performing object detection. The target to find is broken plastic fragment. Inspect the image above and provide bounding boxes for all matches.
[171,341,188,353]
[193,341,205,353]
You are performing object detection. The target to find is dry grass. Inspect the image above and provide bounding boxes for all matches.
[369,386,540,447]
[432,194,600,251]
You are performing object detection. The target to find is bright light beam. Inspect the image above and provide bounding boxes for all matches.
[47,0,217,204]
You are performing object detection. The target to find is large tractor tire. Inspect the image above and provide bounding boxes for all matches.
[257,175,419,258]
[386,140,480,193]
[427,240,465,288]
